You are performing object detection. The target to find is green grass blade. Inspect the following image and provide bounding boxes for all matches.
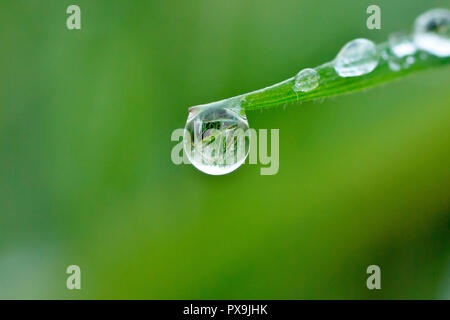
[228,42,450,111]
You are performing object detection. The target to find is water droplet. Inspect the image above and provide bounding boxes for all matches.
[388,60,401,72]
[184,100,249,175]
[389,32,417,57]
[413,8,450,57]
[420,52,429,60]
[293,68,319,92]
[401,56,415,69]
[381,50,389,60]
[334,38,379,77]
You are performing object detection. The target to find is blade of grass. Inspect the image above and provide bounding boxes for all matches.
[209,42,450,111]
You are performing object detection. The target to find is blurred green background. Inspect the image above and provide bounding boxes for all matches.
[0,0,449,299]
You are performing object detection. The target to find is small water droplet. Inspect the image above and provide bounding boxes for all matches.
[184,100,249,175]
[413,8,450,57]
[400,56,415,69]
[389,32,417,57]
[334,38,379,77]
[388,60,401,72]
[293,68,319,92]
[420,52,429,60]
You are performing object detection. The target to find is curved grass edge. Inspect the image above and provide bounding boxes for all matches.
[227,42,450,111]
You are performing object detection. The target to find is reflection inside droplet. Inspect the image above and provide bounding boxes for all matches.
[183,100,250,175]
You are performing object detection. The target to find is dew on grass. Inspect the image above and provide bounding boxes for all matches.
[413,8,450,57]
[381,50,390,60]
[388,60,401,72]
[293,68,320,92]
[389,32,417,57]
[420,52,429,60]
[406,56,415,66]
[334,38,379,77]
[183,99,249,175]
